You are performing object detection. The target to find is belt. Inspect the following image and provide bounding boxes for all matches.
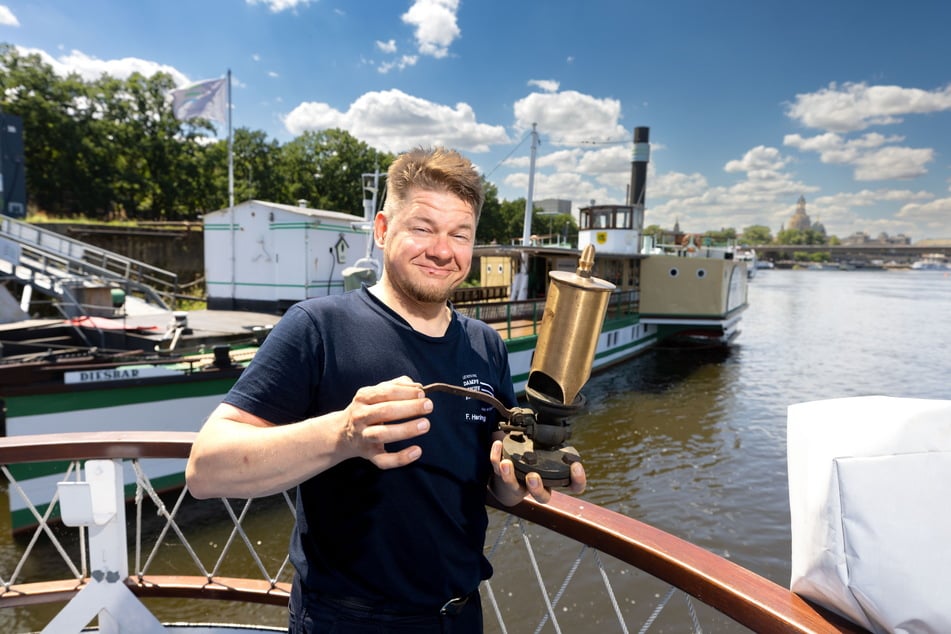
[321,591,476,617]
[439,592,473,616]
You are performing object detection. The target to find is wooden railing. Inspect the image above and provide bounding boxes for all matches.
[0,432,864,632]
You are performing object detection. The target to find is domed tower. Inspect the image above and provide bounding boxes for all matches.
[788,195,812,231]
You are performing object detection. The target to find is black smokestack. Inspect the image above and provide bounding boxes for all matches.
[628,127,649,208]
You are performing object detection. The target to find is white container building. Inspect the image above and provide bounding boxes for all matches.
[203,200,375,312]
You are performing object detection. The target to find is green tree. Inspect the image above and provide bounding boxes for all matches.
[1,46,402,221]
[704,227,738,244]
[231,128,283,204]
[533,211,576,245]
[109,71,201,219]
[777,228,827,245]
[0,45,87,214]
[279,129,393,213]
[500,198,531,245]
[740,224,773,245]
[475,180,506,244]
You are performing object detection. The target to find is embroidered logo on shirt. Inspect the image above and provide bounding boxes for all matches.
[461,373,495,423]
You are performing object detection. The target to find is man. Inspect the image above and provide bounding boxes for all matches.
[185,146,586,633]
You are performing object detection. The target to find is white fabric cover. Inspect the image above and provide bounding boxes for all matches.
[787,396,951,634]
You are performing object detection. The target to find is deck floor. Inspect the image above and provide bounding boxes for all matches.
[487,319,538,340]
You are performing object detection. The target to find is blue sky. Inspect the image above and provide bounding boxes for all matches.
[3,0,951,242]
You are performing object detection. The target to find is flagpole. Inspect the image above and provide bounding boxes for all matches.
[227,69,235,308]
[227,69,234,210]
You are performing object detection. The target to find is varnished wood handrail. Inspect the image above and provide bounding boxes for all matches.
[489,494,863,633]
[0,576,290,609]
[0,431,195,463]
[0,431,862,632]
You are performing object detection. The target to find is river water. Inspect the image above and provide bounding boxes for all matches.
[578,267,951,586]
[3,268,950,631]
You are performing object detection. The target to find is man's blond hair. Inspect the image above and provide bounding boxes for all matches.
[382,147,484,225]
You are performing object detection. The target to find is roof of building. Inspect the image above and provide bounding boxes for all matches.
[204,199,365,223]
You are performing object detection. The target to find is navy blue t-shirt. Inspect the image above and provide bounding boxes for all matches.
[223,286,517,609]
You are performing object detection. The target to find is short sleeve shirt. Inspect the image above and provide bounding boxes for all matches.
[223,287,517,608]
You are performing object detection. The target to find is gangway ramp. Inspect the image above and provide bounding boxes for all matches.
[0,216,178,318]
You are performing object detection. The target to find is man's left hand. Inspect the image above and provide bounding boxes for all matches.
[489,439,586,506]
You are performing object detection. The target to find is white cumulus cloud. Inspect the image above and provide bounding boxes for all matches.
[378,55,418,74]
[14,46,190,85]
[785,132,933,181]
[401,0,460,59]
[376,39,397,54]
[0,5,19,26]
[724,146,791,180]
[786,81,951,132]
[283,88,508,153]
[528,79,559,93]
[513,90,627,145]
[897,196,951,230]
[246,0,313,13]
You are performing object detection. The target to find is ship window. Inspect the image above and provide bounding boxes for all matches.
[615,207,632,229]
[697,269,707,279]
[668,268,679,277]
[580,205,636,230]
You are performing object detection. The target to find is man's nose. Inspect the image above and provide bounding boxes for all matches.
[429,233,453,260]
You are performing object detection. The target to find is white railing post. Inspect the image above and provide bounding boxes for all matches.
[42,459,165,634]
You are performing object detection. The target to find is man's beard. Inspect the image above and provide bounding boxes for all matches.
[384,261,459,304]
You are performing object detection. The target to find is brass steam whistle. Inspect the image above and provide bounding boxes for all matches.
[423,245,614,487]
[502,244,615,486]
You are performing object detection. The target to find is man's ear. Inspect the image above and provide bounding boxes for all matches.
[373,212,387,248]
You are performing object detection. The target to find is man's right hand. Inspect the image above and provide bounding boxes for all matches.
[341,376,432,469]
[187,376,432,499]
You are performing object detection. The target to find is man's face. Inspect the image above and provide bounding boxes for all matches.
[376,187,475,305]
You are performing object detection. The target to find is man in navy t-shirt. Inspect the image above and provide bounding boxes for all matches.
[186,146,586,633]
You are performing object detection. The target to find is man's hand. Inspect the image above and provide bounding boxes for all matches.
[342,376,433,469]
[488,438,586,506]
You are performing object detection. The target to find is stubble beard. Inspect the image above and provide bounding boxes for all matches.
[384,260,460,305]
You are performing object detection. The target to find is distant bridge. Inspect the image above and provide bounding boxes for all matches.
[754,244,951,263]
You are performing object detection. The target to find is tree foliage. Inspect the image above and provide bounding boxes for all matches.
[776,228,827,245]
[740,224,773,245]
[0,45,399,221]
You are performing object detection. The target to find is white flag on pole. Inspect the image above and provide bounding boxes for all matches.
[171,77,227,123]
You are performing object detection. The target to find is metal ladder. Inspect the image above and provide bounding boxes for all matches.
[0,216,178,317]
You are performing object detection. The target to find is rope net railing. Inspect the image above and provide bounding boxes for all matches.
[0,432,855,633]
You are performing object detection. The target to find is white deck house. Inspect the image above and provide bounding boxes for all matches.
[203,200,375,312]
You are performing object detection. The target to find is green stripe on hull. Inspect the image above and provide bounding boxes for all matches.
[5,376,237,417]
[505,316,653,386]
[270,223,364,234]
[7,460,73,480]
